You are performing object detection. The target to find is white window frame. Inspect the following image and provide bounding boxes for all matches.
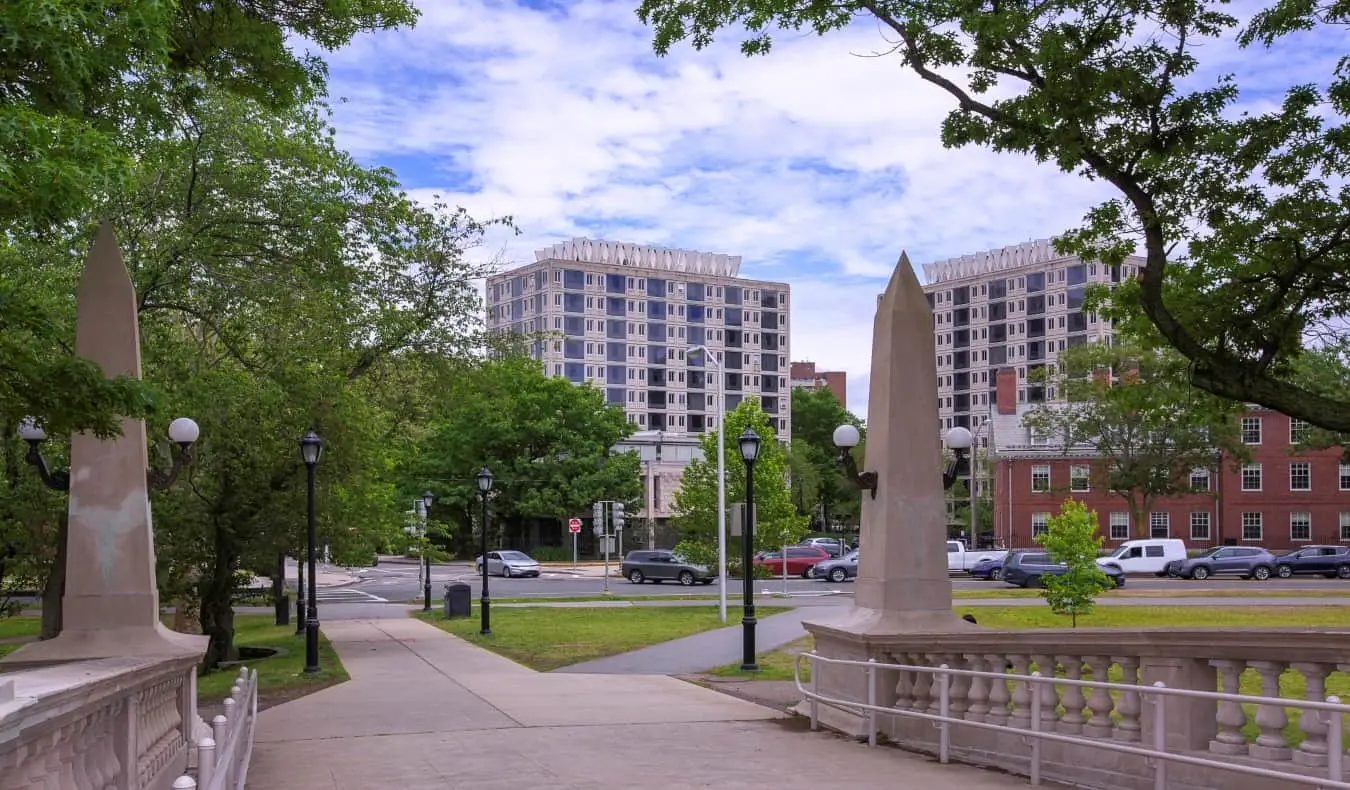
[1290,418,1310,444]
[1241,512,1263,541]
[1189,512,1211,542]
[1031,512,1050,537]
[1241,416,1262,445]
[1189,468,1210,493]
[1069,465,1090,492]
[1290,512,1312,542]
[1339,464,1350,491]
[1030,465,1051,493]
[1108,512,1130,541]
[1241,463,1262,492]
[1149,512,1170,538]
[1340,512,1350,542]
[1289,462,1311,492]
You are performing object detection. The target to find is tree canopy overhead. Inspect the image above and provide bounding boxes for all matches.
[637,0,1350,431]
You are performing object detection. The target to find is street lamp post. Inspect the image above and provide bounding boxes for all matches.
[689,345,728,623]
[944,426,974,539]
[477,467,494,636]
[421,491,435,612]
[737,427,762,672]
[299,430,324,674]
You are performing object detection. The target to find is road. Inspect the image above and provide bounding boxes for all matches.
[347,561,1350,602]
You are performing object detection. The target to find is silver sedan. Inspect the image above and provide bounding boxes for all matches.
[475,550,541,578]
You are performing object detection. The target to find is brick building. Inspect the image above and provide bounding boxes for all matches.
[790,361,847,408]
[987,368,1350,551]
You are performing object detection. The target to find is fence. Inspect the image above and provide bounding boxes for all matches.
[172,667,259,790]
[795,651,1350,789]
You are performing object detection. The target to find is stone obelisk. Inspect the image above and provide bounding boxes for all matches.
[808,253,970,635]
[3,223,206,665]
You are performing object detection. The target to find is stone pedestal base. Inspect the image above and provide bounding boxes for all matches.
[1248,743,1292,762]
[1208,739,1249,756]
[0,622,207,668]
[1292,749,1328,768]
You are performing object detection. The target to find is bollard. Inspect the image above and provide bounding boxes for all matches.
[197,737,217,787]
[212,713,229,749]
[172,777,197,789]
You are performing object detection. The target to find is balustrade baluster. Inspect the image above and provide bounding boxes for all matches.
[1208,659,1248,755]
[1249,661,1292,761]
[892,652,915,711]
[1007,655,1032,729]
[964,655,989,723]
[928,654,962,716]
[1112,655,1141,743]
[911,655,933,715]
[945,655,970,719]
[1030,654,1059,731]
[1292,663,1333,768]
[1056,656,1087,735]
[984,654,1011,726]
[1082,656,1114,739]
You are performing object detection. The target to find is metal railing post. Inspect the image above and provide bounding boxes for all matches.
[1030,671,1042,787]
[867,658,878,747]
[1152,681,1168,790]
[939,664,952,764]
[197,737,217,787]
[1330,695,1344,783]
[172,777,197,790]
[809,656,819,731]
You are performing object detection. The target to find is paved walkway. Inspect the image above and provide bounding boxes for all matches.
[247,617,1036,789]
[554,606,844,675]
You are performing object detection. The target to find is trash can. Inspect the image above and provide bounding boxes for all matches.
[443,582,472,618]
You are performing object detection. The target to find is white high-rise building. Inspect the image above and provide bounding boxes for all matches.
[920,239,1144,434]
[485,238,793,441]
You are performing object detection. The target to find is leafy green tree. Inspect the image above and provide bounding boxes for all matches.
[1036,500,1111,627]
[637,0,1350,432]
[673,398,809,568]
[411,355,642,555]
[789,387,863,531]
[1022,341,1242,537]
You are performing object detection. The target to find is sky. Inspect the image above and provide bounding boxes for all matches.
[320,0,1343,418]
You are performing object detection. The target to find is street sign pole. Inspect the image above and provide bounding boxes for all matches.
[568,517,582,570]
[601,502,610,594]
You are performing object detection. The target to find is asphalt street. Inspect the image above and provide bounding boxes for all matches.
[349,560,1350,602]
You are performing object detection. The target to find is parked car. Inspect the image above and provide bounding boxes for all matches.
[948,540,1009,573]
[620,550,715,585]
[754,546,831,578]
[799,537,852,558]
[811,550,860,582]
[968,556,1004,581]
[1096,538,1188,576]
[1273,545,1350,579]
[474,550,541,578]
[1002,550,1126,589]
[1164,547,1277,580]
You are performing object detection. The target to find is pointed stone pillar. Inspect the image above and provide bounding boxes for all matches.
[2,223,206,665]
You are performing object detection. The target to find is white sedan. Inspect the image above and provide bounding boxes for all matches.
[474,550,541,578]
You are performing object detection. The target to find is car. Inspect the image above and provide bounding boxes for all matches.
[1096,538,1188,576]
[968,557,1004,581]
[474,550,541,578]
[1164,546,1277,580]
[1002,550,1125,589]
[754,546,832,578]
[799,537,852,558]
[620,550,716,585]
[811,549,860,582]
[1273,545,1350,579]
[947,540,1009,572]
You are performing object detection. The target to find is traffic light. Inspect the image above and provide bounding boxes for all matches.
[593,501,605,535]
[611,502,625,532]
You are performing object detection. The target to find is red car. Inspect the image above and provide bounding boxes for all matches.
[753,546,831,578]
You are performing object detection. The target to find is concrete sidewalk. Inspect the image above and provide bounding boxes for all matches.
[246,617,1037,789]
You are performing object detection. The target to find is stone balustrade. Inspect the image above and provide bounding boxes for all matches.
[805,623,1350,790]
[0,654,201,790]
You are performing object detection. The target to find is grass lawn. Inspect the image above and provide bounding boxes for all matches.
[418,605,788,671]
[715,606,1350,745]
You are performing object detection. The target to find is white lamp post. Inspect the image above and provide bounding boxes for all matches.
[689,344,727,624]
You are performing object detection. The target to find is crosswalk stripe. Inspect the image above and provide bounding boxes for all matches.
[312,588,389,603]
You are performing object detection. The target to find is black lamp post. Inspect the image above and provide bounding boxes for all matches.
[477,467,494,636]
[421,491,435,612]
[737,427,762,672]
[299,430,323,674]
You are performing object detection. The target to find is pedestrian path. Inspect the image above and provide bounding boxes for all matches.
[246,617,1038,789]
[554,605,847,675]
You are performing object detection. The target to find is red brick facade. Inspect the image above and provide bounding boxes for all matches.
[790,361,847,408]
[992,411,1350,551]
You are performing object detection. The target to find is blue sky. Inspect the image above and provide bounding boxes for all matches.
[319,0,1343,417]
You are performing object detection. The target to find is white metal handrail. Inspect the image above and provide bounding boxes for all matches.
[172,667,259,790]
[794,651,1350,789]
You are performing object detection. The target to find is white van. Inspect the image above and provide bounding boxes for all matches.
[1096,538,1188,575]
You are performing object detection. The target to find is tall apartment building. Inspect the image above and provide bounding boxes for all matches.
[789,361,847,409]
[920,239,1146,435]
[485,238,793,441]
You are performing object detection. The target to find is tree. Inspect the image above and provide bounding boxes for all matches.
[673,398,809,567]
[637,0,1350,432]
[1036,500,1111,627]
[1022,340,1242,537]
[789,387,863,531]
[411,355,643,554]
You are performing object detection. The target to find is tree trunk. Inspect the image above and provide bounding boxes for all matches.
[272,552,288,626]
[199,525,240,669]
[39,513,67,640]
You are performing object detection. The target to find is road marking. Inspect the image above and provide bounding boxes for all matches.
[314,588,389,603]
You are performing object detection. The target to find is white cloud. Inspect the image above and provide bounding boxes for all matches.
[322,0,1341,419]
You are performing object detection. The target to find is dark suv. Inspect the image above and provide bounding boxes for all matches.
[1002,550,1125,589]
[621,550,715,586]
[1273,545,1350,579]
[1165,547,1277,580]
